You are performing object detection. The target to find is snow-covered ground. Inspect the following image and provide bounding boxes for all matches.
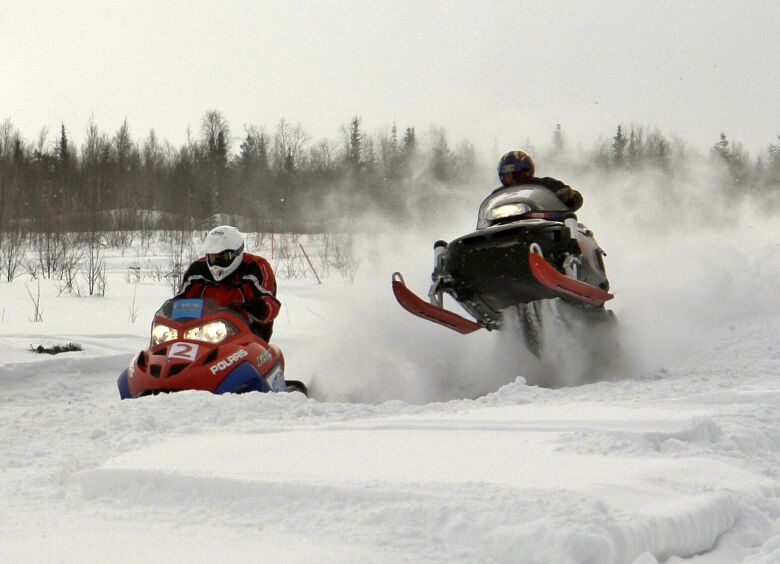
[1,205,779,563]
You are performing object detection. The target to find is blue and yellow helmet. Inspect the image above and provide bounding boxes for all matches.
[497,150,535,185]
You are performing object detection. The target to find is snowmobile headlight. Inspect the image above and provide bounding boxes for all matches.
[151,323,178,345]
[487,203,532,222]
[183,320,237,343]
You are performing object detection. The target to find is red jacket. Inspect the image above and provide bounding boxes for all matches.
[176,252,280,326]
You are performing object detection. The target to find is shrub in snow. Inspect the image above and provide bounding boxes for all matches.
[29,342,83,355]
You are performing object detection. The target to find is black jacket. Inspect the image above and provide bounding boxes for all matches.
[493,177,583,211]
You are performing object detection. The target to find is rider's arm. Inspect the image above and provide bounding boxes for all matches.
[536,177,583,212]
[175,258,210,297]
[239,255,281,323]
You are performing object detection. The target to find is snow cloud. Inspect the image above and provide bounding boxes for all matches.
[304,159,780,402]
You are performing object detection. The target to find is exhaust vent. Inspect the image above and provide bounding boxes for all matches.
[202,348,219,364]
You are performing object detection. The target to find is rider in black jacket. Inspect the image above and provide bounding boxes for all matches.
[494,150,583,211]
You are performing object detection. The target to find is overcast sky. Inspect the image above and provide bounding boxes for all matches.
[2,0,778,159]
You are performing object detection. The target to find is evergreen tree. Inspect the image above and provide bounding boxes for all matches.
[391,123,399,154]
[346,116,362,170]
[238,132,257,176]
[142,129,169,211]
[711,132,750,190]
[764,135,780,188]
[113,118,141,213]
[199,111,230,215]
[215,131,228,168]
[655,137,670,171]
[284,148,295,173]
[626,126,644,168]
[429,128,452,183]
[236,127,272,218]
[403,127,417,154]
[754,155,765,186]
[612,125,627,167]
[398,127,418,181]
[256,131,270,177]
[201,110,230,160]
[12,136,25,166]
[362,135,377,173]
[552,123,565,153]
[55,123,73,217]
[115,119,132,175]
[58,123,70,166]
[711,132,730,161]
[770,136,780,161]
[81,116,112,218]
[453,140,478,184]
[382,122,401,180]
[171,136,199,221]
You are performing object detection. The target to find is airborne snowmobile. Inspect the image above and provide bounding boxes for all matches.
[392,184,614,347]
[117,298,308,399]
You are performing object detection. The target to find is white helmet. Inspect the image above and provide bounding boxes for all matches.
[202,225,245,281]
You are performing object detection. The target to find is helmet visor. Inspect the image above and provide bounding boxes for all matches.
[207,246,242,268]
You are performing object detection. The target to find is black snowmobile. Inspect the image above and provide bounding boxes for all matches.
[392,184,614,339]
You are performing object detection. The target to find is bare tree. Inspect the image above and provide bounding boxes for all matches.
[81,115,111,217]
[114,118,137,211]
[201,110,231,156]
[309,138,340,174]
[33,126,49,159]
[25,279,44,322]
[0,228,27,282]
[330,233,359,281]
[272,119,308,172]
[54,237,85,296]
[0,118,15,161]
[163,230,198,294]
[33,230,69,279]
[82,232,107,296]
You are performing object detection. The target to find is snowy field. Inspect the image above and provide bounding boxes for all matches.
[1,202,780,563]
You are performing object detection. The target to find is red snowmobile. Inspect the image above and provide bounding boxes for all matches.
[393,185,614,342]
[117,298,307,399]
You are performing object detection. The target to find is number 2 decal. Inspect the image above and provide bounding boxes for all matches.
[169,342,199,361]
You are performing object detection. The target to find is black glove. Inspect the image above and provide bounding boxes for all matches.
[240,299,269,321]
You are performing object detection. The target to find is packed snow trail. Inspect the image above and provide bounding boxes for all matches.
[2,313,780,563]
[2,212,780,562]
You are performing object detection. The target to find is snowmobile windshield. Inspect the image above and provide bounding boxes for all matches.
[155,298,236,322]
[477,185,569,229]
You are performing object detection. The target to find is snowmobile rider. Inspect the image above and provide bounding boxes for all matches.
[495,150,583,212]
[176,225,280,342]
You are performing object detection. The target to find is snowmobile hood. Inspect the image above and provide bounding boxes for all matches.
[477,185,569,229]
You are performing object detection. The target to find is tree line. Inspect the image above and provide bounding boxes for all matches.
[1,112,779,236]
[0,112,479,234]
[597,124,780,194]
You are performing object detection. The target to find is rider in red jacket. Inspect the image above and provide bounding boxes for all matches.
[176,226,280,342]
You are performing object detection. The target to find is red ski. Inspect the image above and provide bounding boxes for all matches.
[392,273,483,334]
[529,250,614,306]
